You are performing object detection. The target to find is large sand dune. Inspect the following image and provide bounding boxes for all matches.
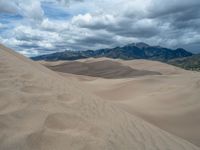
[42,58,200,147]
[43,60,161,79]
[0,45,200,149]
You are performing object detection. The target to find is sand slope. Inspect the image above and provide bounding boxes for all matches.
[43,60,161,79]
[47,58,200,146]
[0,46,199,150]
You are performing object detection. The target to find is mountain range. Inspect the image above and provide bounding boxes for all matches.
[32,42,193,62]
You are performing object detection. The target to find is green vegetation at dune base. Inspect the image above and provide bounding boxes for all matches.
[168,54,200,71]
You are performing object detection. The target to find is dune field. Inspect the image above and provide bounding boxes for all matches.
[42,58,200,147]
[0,44,200,150]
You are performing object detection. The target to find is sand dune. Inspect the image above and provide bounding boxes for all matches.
[0,45,199,150]
[42,59,161,79]
[43,58,200,147]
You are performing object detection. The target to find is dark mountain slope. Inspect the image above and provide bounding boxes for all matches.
[32,42,193,62]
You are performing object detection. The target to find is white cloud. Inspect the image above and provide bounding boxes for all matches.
[41,18,70,31]
[18,1,44,21]
[12,25,61,42]
[0,0,44,21]
[72,13,116,29]
[1,0,200,56]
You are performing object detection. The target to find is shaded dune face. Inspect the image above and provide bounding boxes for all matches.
[46,60,161,79]
[0,45,200,150]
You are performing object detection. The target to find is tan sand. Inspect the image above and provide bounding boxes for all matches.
[43,58,200,147]
[0,45,200,150]
[42,59,161,79]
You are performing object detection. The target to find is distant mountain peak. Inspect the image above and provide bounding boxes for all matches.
[32,42,193,62]
[135,42,150,49]
[127,42,150,49]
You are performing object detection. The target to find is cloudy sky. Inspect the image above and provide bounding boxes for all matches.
[0,0,200,56]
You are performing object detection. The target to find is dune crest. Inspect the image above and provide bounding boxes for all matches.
[44,59,161,79]
[0,45,199,150]
[47,58,200,146]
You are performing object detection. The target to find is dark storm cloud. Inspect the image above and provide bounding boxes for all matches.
[70,0,200,53]
[18,43,40,49]
[146,0,200,34]
[147,0,200,18]
[75,35,115,47]
[107,19,160,38]
[76,15,160,38]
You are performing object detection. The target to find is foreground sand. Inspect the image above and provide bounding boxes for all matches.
[42,58,200,147]
[0,46,200,150]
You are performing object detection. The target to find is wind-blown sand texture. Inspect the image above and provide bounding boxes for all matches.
[42,58,200,147]
[0,45,200,150]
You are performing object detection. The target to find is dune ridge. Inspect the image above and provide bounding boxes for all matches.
[0,45,199,150]
[47,58,200,146]
[42,60,161,79]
